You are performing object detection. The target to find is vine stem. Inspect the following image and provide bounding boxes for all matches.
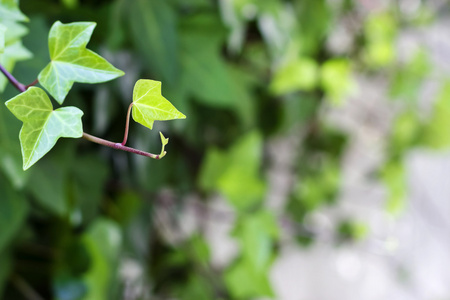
[122,102,133,146]
[25,78,39,89]
[82,132,162,159]
[0,64,26,92]
[0,64,163,159]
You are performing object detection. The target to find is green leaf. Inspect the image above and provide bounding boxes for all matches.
[110,190,142,225]
[293,158,341,211]
[0,0,28,22]
[389,49,431,101]
[217,132,265,210]
[38,21,124,104]
[338,220,369,241]
[5,87,83,170]
[198,147,228,191]
[363,12,397,68]
[189,234,210,265]
[0,174,29,252]
[234,211,278,272]
[270,57,318,95]
[3,19,28,43]
[0,39,32,92]
[132,79,186,130]
[26,159,69,216]
[0,24,5,54]
[381,161,406,215]
[388,111,421,156]
[198,131,265,211]
[128,0,178,83]
[175,275,214,300]
[295,0,333,56]
[82,218,122,300]
[224,211,278,298]
[0,0,31,92]
[0,103,29,188]
[224,258,273,299]
[320,59,355,104]
[71,155,109,225]
[60,0,79,9]
[180,15,239,107]
[159,131,168,158]
[421,81,450,148]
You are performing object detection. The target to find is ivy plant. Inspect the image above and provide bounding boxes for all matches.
[1,20,186,170]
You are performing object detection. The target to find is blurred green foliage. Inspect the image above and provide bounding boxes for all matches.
[0,0,447,299]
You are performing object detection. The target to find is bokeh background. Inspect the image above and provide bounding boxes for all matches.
[1,0,450,299]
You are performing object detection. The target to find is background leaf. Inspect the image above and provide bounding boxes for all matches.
[128,0,178,83]
[0,0,28,21]
[0,24,5,53]
[199,131,265,211]
[0,2,31,92]
[81,218,122,300]
[0,173,28,253]
[270,57,318,95]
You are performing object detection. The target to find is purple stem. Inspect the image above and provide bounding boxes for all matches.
[82,133,162,159]
[0,64,26,92]
[25,79,39,89]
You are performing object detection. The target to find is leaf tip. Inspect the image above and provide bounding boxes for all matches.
[22,158,33,171]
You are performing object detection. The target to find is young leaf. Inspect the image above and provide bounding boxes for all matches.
[132,79,186,130]
[159,131,168,158]
[38,21,124,104]
[5,87,83,170]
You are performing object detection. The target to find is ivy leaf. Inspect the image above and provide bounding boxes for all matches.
[0,40,32,92]
[5,87,83,170]
[0,24,5,54]
[0,104,29,188]
[132,79,186,130]
[0,0,29,22]
[3,18,28,43]
[38,21,124,104]
[0,10,32,92]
